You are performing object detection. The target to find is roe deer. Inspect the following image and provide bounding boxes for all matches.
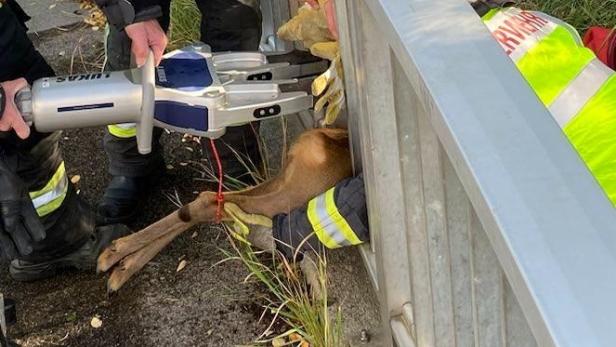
[98,128,353,292]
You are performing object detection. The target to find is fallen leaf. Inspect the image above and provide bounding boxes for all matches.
[299,341,310,347]
[206,328,213,336]
[90,316,102,328]
[70,175,81,184]
[92,26,99,31]
[272,337,285,347]
[185,146,194,152]
[176,260,188,272]
[289,333,302,342]
[166,164,174,170]
[191,232,198,239]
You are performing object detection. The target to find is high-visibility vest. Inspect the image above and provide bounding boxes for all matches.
[483,7,616,205]
[29,161,69,217]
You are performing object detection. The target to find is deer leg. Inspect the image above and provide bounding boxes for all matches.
[106,226,185,292]
[97,197,206,273]
[99,128,352,291]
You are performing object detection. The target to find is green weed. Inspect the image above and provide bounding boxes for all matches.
[168,0,202,50]
[520,0,616,32]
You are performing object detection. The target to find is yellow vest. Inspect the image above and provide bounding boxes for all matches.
[484,7,616,205]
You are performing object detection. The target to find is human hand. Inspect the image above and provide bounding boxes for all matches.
[224,202,275,251]
[0,78,30,140]
[305,0,338,39]
[278,3,333,48]
[312,53,344,125]
[125,19,168,66]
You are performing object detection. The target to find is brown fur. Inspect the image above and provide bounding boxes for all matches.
[98,128,353,292]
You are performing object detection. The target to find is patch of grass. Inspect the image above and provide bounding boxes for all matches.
[221,238,345,347]
[168,0,202,50]
[520,0,616,32]
[193,122,345,346]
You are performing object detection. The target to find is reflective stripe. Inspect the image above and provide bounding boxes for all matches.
[108,123,137,138]
[324,189,362,245]
[307,194,345,249]
[30,162,65,200]
[549,59,614,128]
[307,187,362,249]
[29,162,69,217]
[484,8,557,62]
[517,26,595,106]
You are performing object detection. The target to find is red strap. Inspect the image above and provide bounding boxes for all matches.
[208,139,224,223]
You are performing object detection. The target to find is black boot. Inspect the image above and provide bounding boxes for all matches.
[9,224,130,282]
[97,175,157,225]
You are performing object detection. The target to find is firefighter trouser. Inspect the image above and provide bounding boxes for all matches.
[0,3,94,262]
[273,173,369,257]
[103,0,263,179]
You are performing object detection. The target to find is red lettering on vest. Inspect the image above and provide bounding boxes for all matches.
[501,18,534,39]
[519,11,549,26]
[510,16,539,33]
[490,10,550,56]
[492,30,520,55]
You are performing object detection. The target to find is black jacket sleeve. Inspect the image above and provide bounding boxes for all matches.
[0,0,54,83]
[94,0,163,30]
[272,173,369,257]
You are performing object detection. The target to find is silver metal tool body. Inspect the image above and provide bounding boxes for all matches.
[16,44,322,154]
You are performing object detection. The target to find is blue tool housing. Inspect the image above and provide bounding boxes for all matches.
[154,51,212,132]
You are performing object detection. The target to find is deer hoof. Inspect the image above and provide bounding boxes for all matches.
[97,246,120,273]
[107,267,131,293]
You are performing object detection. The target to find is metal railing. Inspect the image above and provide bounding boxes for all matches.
[335,0,616,346]
[259,0,294,52]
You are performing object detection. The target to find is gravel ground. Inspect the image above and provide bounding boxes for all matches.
[0,22,381,347]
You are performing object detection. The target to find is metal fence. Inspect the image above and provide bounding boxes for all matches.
[334,0,616,346]
[260,0,295,53]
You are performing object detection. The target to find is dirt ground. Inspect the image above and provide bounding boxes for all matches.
[0,23,382,347]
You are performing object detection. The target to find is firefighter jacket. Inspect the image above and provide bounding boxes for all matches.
[273,173,369,257]
[484,7,616,205]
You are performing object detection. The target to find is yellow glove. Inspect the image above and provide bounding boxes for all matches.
[311,42,344,125]
[277,4,334,49]
[310,40,338,60]
[224,203,274,250]
[278,2,345,125]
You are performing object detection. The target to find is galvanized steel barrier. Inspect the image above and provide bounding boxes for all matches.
[333,0,616,346]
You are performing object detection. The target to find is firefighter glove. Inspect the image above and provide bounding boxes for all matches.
[224,202,275,251]
[0,157,46,260]
[310,40,344,125]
